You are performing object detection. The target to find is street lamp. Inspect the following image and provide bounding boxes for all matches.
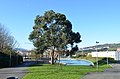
[82,48,84,58]
[96,41,99,71]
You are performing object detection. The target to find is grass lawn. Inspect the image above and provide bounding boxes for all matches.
[23,64,111,79]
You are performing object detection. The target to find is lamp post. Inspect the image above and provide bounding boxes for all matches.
[82,48,84,58]
[96,41,99,71]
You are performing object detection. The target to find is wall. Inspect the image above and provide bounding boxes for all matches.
[91,51,120,60]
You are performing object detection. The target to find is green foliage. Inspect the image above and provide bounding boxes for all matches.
[102,58,118,63]
[108,48,116,51]
[0,53,9,67]
[29,10,81,54]
[0,52,23,67]
[69,45,79,56]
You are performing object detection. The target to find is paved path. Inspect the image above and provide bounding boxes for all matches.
[0,61,36,79]
[82,64,120,79]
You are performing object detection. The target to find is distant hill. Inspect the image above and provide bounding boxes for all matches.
[14,48,28,52]
[80,43,120,52]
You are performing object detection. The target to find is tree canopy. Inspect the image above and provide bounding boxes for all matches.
[29,10,81,54]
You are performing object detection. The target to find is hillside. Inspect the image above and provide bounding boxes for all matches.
[80,43,120,52]
[14,48,28,52]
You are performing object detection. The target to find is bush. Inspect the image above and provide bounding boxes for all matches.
[0,52,23,67]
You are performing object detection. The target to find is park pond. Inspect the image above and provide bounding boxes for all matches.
[56,59,94,66]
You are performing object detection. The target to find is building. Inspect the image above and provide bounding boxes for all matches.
[91,51,120,60]
[16,49,31,60]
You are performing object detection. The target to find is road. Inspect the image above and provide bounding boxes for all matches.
[82,64,120,79]
[0,61,36,79]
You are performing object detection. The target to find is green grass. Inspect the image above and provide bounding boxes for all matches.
[23,64,111,79]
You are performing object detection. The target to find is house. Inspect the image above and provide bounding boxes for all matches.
[91,51,120,60]
[15,48,31,60]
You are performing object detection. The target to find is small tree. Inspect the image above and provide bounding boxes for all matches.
[0,24,18,54]
[0,24,21,67]
[29,10,81,64]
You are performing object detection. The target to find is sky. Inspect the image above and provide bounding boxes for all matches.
[0,0,120,50]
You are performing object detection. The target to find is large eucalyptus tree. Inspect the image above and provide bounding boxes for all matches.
[29,10,81,64]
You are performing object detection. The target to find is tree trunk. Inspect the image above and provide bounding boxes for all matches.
[58,50,61,65]
[50,49,54,64]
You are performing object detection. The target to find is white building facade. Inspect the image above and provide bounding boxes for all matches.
[92,51,120,60]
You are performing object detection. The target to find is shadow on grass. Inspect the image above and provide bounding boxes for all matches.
[30,64,43,67]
